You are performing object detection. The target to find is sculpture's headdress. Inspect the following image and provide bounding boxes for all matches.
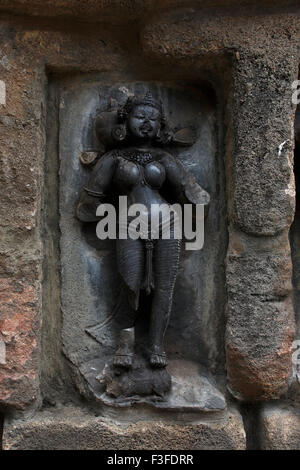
[95,90,195,148]
[118,92,164,123]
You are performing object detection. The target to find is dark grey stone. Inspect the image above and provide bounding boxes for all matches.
[80,358,226,411]
[55,80,227,403]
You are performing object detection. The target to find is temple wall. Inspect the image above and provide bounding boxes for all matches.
[0,0,299,449]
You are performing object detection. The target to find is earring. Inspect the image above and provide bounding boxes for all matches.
[111,123,126,142]
[156,125,172,145]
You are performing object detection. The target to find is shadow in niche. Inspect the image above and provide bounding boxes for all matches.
[290,104,300,338]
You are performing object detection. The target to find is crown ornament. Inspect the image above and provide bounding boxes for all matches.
[137,91,162,112]
[118,92,163,122]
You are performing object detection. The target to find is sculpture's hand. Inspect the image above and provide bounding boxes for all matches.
[160,151,210,212]
[76,192,104,222]
[184,178,210,207]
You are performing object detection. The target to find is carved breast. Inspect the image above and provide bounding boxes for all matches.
[114,158,166,191]
[114,159,140,189]
[143,161,166,189]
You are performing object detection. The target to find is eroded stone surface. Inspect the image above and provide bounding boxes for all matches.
[0,1,295,24]
[226,236,295,400]
[0,22,46,410]
[231,54,296,236]
[0,0,298,430]
[0,278,41,410]
[2,405,246,450]
[142,9,298,236]
[261,405,300,450]
[142,8,299,61]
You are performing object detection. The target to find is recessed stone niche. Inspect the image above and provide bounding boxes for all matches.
[41,78,228,415]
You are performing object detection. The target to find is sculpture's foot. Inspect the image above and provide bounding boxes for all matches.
[113,327,135,369]
[113,353,133,369]
[149,349,167,368]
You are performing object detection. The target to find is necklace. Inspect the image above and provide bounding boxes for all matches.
[115,149,154,165]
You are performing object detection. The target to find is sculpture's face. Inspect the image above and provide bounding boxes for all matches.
[128,104,161,140]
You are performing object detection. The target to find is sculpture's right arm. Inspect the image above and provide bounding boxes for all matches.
[76,151,117,222]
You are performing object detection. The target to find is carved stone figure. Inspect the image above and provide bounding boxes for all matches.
[76,92,210,404]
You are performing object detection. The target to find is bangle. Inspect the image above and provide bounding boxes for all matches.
[84,187,105,197]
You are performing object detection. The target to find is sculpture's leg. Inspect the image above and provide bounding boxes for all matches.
[114,238,144,368]
[116,238,145,311]
[149,234,181,368]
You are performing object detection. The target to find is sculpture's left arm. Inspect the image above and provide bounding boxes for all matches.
[160,152,210,211]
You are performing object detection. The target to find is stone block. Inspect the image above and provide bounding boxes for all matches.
[0,278,40,410]
[2,405,246,450]
[261,405,300,450]
[226,246,295,400]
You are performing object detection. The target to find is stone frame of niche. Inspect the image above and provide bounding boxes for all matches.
[41,74,227,408]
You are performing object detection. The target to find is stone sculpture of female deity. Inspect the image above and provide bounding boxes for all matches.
[76,91,210,403]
